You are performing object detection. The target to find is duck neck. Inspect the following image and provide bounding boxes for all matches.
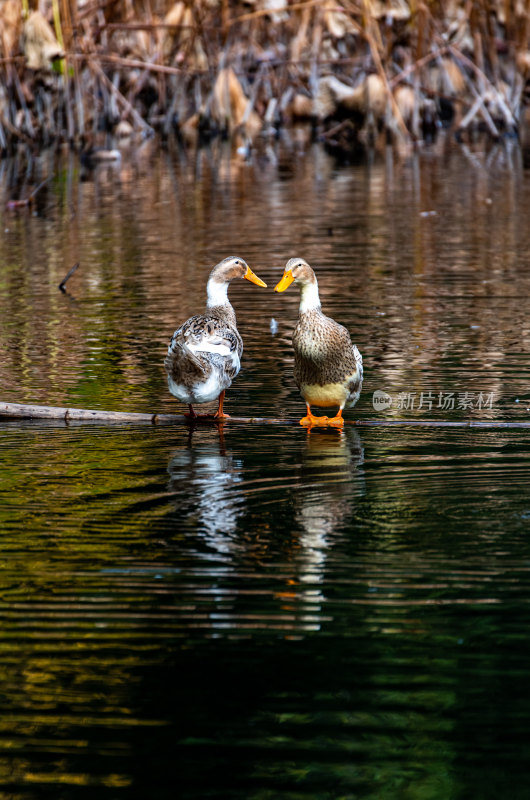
[299,280,321,314]
[207,278,229,308]
[206,279,235,321]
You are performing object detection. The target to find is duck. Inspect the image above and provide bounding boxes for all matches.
[274,257,363,427]
[164,256,267,419]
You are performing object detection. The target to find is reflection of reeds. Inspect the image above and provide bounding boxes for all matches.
[0,0,528,153]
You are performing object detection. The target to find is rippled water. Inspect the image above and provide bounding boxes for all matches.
[1,135,530,798]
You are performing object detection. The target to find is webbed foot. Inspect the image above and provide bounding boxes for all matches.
[300,414,330,427]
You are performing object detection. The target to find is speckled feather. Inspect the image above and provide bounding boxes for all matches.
[275,257,363,413]
[164,309,243,396]
[163,256,257,409]
[293,310,363,407]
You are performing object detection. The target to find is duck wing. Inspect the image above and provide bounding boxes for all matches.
[164,339,206,384]
[324,320,363,404]
[165,314,243,386]
[171,314,242,364]
[351,341,363,382]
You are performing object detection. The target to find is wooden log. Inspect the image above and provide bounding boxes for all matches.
[0,401,529,428]
[0,402,159,423]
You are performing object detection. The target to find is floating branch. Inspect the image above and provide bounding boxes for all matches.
[0,402,528,428]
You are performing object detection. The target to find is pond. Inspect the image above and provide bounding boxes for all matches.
[1,133,530,799]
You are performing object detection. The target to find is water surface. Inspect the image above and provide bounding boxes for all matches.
[1,135,530,798]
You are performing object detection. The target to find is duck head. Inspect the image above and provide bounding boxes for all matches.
[207,256,267,307]
[210,256,267,287]
[274,257,316,292]
[274,258,321,312]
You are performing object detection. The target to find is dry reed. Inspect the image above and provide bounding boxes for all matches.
[0,0,528,156]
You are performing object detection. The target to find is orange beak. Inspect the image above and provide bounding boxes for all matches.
[274,270,294,292]
[244,265,267,288]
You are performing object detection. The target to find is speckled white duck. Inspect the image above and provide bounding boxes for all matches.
[274,257,363,427]
[164,256,267,419]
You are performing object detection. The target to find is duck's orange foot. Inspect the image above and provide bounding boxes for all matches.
[300,415,329,427]
[185,404,199,419]
[185,409,227,421]
[327,414,345,427]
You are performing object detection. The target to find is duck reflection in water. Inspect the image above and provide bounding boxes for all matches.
[273,427,365,633]
[166,425,365,574]
[167,423,243,554]
[295,427,365,580]
[166,424,365,633]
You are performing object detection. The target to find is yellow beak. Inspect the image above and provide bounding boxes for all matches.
[274,270,294,292]
[244,265,267,288]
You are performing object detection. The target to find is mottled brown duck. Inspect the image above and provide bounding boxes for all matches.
[164,256,267,419]
[274,257,363,427]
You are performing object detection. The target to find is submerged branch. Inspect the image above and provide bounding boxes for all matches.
[5,177,52,209]
[58,261,80,291]
[0,402,528,428]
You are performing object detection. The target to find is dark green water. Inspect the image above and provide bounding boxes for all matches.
[1,135,530,798]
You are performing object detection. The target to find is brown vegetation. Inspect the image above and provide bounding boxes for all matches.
[1,0,530,156]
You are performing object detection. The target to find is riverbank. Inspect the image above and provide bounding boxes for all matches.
[1,0,530,158]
